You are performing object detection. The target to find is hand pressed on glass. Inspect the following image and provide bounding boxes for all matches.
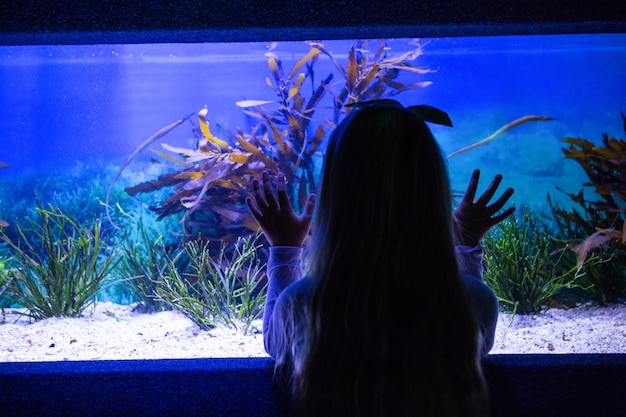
[245,171,315,247]
[453,169,515,247]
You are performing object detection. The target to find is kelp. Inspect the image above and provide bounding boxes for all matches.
[549,111,626,303]
[446,115,556,160]
[105,114,192,230]
[124,40,435,241]
[309,39,434,123]
[556,125,626,263]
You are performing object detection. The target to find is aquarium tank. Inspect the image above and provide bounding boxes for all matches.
[1,33,625,358]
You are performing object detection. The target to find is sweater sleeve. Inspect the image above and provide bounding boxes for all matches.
[456,244,499,356]
[455,244,484,280]
[263,246,304,355]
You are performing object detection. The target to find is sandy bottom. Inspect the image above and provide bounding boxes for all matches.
[1,302,625,362]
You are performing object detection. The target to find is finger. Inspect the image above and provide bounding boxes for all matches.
[276,172,291,210]
[251,177,269,209]
[245,196,264,224]
[262,171,278,210]
[301,193,316,220]
[475,174,503,207]
[461,169,480,204]
[488,206,516,226]
[485,187,514,214]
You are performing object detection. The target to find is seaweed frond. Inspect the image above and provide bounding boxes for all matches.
[124,40,434,241]
[549,112,626,304]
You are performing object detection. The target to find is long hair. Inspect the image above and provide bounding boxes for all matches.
[293,103,488,416]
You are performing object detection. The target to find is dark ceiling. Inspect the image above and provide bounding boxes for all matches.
[1,0,625,44]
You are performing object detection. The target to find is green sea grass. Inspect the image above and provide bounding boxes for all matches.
[155,235,267,335]
[115,211,176,312]
[0,201,120,321]
[0,258,8,323]
[482,210,600,314]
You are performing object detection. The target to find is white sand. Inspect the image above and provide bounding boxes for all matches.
[490,303,626,354]
[1,302,625,362]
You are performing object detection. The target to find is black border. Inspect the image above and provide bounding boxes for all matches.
[1,0,625,45]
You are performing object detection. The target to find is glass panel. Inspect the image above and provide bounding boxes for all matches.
[1,34,624,361]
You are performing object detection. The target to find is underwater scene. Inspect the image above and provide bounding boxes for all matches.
[0,33,625,360]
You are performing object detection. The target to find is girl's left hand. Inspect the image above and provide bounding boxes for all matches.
[246,171,315,247]
[453,169,515,247]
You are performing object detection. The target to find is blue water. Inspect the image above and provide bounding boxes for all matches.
[0,34,625,218]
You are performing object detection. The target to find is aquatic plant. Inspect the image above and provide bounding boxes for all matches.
[446,115,556,160]
[548,111,626,304]
[52,161,131,231]
[0,201,120,321]
[115,210,177,312]
[310,40,435,122]
[0,256,10,296]
[0,256,10,323]
[482,209,601,314]
[155,235,267,335]
[0,160,135,245]
[123,40,435,240]
[0,161,7,229]
[105,114,192,230]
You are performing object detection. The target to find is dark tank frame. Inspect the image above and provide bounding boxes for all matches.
[1,1,625,416]
[1,0,625,44]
